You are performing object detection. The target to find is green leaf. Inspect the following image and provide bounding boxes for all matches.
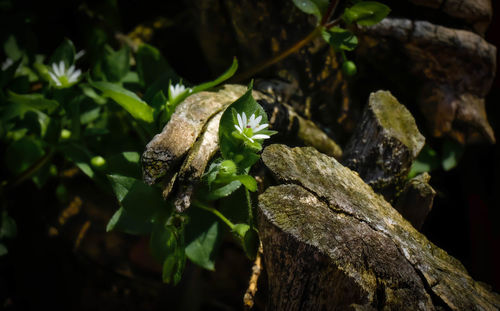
[102,45,130,82]
[59,143,95,178]
[49,38,76,67]
[90,81,154,123]
[4,35,23,61]
[185,207,223,271]
[191,58,238,94]
[343,1,390,26]
[4,137,44,175]
[106,152,142,179]
[243,227,259,260]
[0,211,17,239]
[232,223,259,260]
[292,0,329,20]
[160,217,186,285]
[106,207,153,235]
[136,44,178,88]
[322,27,358,51]
[150,220,177,262]
[206,180,242,200]
[233,175,257,192]
[441,139,464,171]
[3,92,59,121]
[107,175,167,234]
[218,85,269,162]
[409,145,440,178]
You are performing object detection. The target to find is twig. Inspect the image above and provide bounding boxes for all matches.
[243,244,264,310]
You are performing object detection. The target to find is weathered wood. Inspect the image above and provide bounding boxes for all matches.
[259,144,500,310]
[142,84,341,210]
[171,111,223,211]
[409,0,492,34]
[342,90,425,201]
[394,172,436,230]
[357,18,497,144]
[142,84,253,186]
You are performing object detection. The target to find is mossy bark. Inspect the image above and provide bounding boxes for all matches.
[342,90,425,202]
[258,144,500,310]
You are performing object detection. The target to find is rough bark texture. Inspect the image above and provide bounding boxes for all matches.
[342,90,425,201]
[142,84,341,210]
[357,18,497,144]
[394,172,436,230]
[408,0,492,34]
[189,1,496,146]
[259,144,500,310]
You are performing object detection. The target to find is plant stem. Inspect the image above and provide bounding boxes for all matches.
[245,188,253,226]
[7,148,55,189]
[320,0,340,26]
[231,26,322,83]
[192,200,235,230]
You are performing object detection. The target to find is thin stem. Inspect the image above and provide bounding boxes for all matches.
[6,148,55,189]
[192,200,235,230]
[320,0,340,26]
[245,188,253,226]
[324,17,343,29]
[231,26,322,83]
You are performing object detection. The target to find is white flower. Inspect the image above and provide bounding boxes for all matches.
[169,83,191,100]
[234,112,270,143]
[75,50,86,61]
[1,58,14,71]
[48,60,81,87]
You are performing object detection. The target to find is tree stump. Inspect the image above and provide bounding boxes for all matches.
[258,144,500,310]
[342,90,425,202]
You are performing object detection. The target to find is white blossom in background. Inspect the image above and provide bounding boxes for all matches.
[75,50,86,61]
[1,58,14,71]
[169,83,191,101]
[48,61,81,87]
[234,112,270,143]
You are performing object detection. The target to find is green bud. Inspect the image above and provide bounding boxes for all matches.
[60,129,72,140]
[342,60,357,76]
[91,156,106,168]
[219,160,237,177]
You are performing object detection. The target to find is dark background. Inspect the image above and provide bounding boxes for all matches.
[0,0,499,310]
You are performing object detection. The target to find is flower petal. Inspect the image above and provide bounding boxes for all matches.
[67,65,75,76]
[251,134,270,140]
[237,113,244,129]
[59,61,65,75]
[68,69,81,83]
[48,72,59,84]
[253,123,269,133]
[234,124,243,133]
[52,63,60,76]
[242,112,247,128]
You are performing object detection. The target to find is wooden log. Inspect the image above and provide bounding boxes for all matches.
[357,18,497,144]
[342,90,425,202]
[259,144,500,310]
[394,172,436,230]
[142,84,341,210]
[141,84,253,186]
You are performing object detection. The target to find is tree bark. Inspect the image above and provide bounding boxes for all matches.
[342,90,425,202]
[258,144,500,310]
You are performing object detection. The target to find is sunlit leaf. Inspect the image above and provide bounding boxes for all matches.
[322,27,358,51]
[185,207,223,271]
[343,1,390,26]
[90,81,154,123]
[191,58,238,94]
[292,0,329,21]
